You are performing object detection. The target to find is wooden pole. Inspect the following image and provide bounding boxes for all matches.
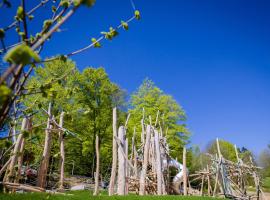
[15,137,25,183]
[154,130,162,195]
[109,107,117,196]
[200,175,205,196]
[93,135,100,195]
[125,138,129,194]
[117,126,126,195]
[6,118,27,183]
[183,147,187,196]
[58,112,65,191]
[139,125,151,195]
[207,165,211,196]
[37,103,52,188]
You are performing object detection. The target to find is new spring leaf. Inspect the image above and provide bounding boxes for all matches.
[4,44,41,65]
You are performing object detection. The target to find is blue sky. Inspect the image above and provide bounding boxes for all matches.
[1,0,270,154]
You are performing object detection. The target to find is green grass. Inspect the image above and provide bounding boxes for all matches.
[262,177,270,192]
[0,190,220,200]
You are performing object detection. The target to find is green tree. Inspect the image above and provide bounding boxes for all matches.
[128,78,190,161]
[206,139,237,162]
[21,60,126,178]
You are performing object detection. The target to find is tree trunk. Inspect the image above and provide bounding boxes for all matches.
[117,126,126,195]
[93,135,100,195]
[58,112,65,191]
[37,103,52,188]
[139,125,151,195]
[109,107,117,196]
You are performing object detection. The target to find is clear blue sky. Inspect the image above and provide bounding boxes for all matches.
[1,0,270,154]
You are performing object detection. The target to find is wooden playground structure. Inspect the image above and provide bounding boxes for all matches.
[0,105,267,200]
[108,108,267,200]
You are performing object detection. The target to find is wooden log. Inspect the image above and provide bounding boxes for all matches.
[109,107,117,196]
[213,161,220,196]
[15,137,25,183]
[216,138,222,158]
[6,118,27,183]
[154,130,162,195]
[37,103,52,188]
[207,165,211,196]
[93,135,100,195]
[183,147,187,196]
[200,175,205,196]
[0,158,11,176]
[125,138,129,194]
[117,126,126,195]
[141,119,145,144]
[58,112,65,191]
[139,125,151,195]
[3,182,45,192]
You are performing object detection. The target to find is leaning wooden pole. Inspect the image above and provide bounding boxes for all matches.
[139,125,151,195]
[183,146,188,196]
[93,135,100,195]
[6,118,27,183]
[58,112,65,191]
[37,103,52,188]
[109,107,117,196]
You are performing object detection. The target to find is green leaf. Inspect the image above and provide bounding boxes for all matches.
[60,0,69,8]
[43,20,53,30]
[0,84,11,106]
[4,44,41,65]
[16,6,24,21]
[135,10,141,20]
[81,0,96,7]
[91,38,101,48]
[0,29,5,39]
[52,5,56,12]
[28,15,34,20]
[121,21,129,30]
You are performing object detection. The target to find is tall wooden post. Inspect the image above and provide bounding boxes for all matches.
[201,175,205,196]
[154,130,162,195]
[6,118,27,183]
[183,147,187,196]
[93,135,100,195]
[139,125,151,195]
[37,103,52,188]
[117,126,126,195]
[125,138,129,194]
[58,112,65,191]
[109,107,117,195]
[207,165,211,196]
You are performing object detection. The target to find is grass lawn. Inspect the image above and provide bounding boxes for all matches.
[261,177,270,193]
[0,191,221,200]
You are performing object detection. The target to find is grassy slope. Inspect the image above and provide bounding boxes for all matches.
[0,191,220,200]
